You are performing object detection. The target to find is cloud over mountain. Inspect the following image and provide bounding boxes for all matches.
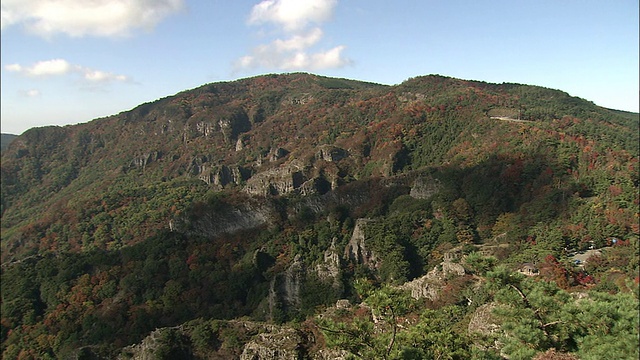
[248,0,337,31]
[236,0,351,71]
[0,0,184,37]
[5,59,130,84]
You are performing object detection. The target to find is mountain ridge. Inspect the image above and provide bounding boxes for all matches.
[1,72,638,359]
[2,72,637,259]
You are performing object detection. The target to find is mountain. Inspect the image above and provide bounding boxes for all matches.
[0,133,18,152]
[1,73,638,359]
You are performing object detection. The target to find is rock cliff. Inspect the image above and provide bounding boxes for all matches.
[343,218,380,269]
[400,248,467,301]
[268,255,304,321]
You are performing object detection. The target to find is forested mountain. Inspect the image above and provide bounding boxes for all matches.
[1,73,638,359]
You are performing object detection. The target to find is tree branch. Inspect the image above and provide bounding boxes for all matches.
[508,283,550,337]
[385,306,397,360]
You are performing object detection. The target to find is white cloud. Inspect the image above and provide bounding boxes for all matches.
[23,89,41,97]
[5,59,130,84]
[237,0,350,72]
[1,0,184,37]
[249,0,337,31]
[80,68,129,82]
[238,43,351,71]
[310,45,350,69]
[26,58,72,76]
[4,63,22,72]
[273,28,323,51]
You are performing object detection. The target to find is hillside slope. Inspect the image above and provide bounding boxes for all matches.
[0,134,18,152]
[1,73,638,359]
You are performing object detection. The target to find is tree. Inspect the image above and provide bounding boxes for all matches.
[485,267,639,359]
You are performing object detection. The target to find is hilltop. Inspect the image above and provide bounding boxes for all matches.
[1,73,638,359]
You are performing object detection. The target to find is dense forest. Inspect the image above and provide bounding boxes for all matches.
[1,73,638,359]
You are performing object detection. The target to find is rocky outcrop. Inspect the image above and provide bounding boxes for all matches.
[316,238,342,288]
[312,349,351,360]
[400,249,466,301]
[400,275,441,301]
[130,151,161,170]
[199,165,250,186]
[268,255,304,320]
[244,160,307,196]
[315,145,348,162]
[174,202,274,239]
[240,326,304,360]
[118,326,190,360]
[269,147,290,162]
[237,320,349,360]
[218,110,251,142]
[441,261,466,277]
[409,175,442,199]
[188,154,210,176]
[215,165,250,186]
[119,321,315,360]
[343,218,379,269]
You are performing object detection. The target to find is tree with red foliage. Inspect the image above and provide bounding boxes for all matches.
[539,255,571,289]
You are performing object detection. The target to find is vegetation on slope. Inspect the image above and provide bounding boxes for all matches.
[0,134,18,152]
[1,73,638,359]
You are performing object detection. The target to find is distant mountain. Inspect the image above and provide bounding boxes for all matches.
[0,133,17,152]
[1,73,638,359]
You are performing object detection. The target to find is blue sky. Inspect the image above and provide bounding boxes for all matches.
[1,0,638,135]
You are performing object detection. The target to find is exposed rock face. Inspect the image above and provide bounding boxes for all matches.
[245,160,306,196]
[118,327,190,360]
[269,147,289,162]
[218,110,251,142]
[315,145,348,162]
[312,349,351,360]
[201,165,249,186]
[343,218,379,269]
[441,261,466,277]
[119,321,316,360]
[235,319,350,360]
[400,250,466,301]
[268,255,304,320]
[409,175,442,199]
[283,255,303,308]
[219,165,249,186]
[240,326,304,360]
[175,202,274,239]
[298,177,332,196]
[189,154,210,176]
[316,238,342,288]
[130,151,161,170]
[400,274,441,301]
[335,299,351,309]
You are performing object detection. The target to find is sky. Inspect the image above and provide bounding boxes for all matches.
[1,0,638,135]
